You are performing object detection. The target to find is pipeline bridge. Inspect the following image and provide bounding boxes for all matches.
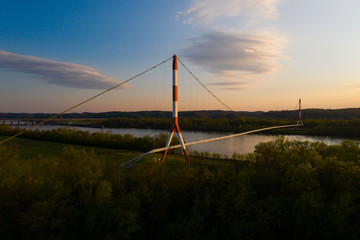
[0,55,303,167]
[0,118,104,127]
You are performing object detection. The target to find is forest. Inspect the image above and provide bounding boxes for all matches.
[1,137,360,239]
[3,107,360,120]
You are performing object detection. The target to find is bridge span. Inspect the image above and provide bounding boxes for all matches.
[0,118,104,127]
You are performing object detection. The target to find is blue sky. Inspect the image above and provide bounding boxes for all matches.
[1,0,360,113]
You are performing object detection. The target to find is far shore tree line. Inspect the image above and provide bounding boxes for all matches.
[102,117,360,138]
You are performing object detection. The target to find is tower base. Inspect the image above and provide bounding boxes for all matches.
[161,119,190,164]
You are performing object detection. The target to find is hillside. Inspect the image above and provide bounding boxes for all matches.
[2,108,360,120]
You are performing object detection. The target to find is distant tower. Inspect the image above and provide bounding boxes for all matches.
[161,55,190,164]
[297,98,303,126]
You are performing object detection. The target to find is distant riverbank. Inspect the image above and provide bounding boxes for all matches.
[101,116,360,139]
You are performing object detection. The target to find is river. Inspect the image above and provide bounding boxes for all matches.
[20,125,357,157]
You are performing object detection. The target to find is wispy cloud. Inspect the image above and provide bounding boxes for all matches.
[178,0,281,25]
[181,30,287,78]
[221,87,245,91]
[178,0,287,88]
[209,81,248,90]
[0,50,125,90]
[345,84,360,90]
[209,81,248,86]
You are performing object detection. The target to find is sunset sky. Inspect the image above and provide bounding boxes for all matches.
[1,0,360,113]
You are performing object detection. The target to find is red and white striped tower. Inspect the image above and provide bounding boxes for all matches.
[161,55,190,164]
[297,98,303,126]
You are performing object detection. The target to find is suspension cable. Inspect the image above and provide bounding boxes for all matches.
[177,57,234,111]
[121,123,302,168]
[0,56,173,145]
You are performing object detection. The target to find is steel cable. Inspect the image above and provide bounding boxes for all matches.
[0,56,173,145]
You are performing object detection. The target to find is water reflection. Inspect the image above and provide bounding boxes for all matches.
[20,125,356,156]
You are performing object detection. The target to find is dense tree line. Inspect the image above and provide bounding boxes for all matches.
[3,107,360,120]
[103,116,360,138]
[299,118,360,137]
[103,117,294,133]
[1,138,360,239]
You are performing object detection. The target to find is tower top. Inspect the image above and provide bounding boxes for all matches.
[173,55,177,70]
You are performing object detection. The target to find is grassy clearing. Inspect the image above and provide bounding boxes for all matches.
[0,135,234,170]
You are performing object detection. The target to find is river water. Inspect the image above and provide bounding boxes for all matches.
[19,125,357,156]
